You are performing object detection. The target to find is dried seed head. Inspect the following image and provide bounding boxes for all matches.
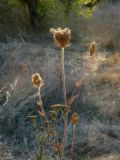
[32,73,43,88]
[53,143,62,158]
[50,27,71,48]
[71,112,79,125]
[89,41,96,56]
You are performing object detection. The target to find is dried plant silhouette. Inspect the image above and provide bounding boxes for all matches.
[50,27,71,159]
[0,1,120,160]
[0,35,119,160]
[19,27,120,160]
[28,37,102,160]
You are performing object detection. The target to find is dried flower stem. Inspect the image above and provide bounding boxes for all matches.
[37,87,44,160]
[38,87,42,102]
[61,47,68,160]
[39,141,44,160]
[37,87,51,160]
[37,87,51,128]
[61,48,67,105]
[71,125,76,154]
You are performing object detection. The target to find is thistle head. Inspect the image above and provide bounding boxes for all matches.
[71,112,79,125]
[32,73,43,88]
[50,27,71,48]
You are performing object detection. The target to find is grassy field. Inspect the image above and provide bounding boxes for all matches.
[0,1,120,160]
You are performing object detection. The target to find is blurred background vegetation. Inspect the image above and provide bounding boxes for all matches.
[0,0,120,51]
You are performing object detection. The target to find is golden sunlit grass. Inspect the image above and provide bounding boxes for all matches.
[94,53,120,84]
[104,52,120,66]
[96,71,120,84]
[87,45,120,85]
[93,154,120,160]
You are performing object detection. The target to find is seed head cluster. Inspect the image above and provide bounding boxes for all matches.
[50,27,71,48]
[32,73,43,88]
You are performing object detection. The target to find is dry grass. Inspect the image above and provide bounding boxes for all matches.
[95,53,120,85]
[0,38,120,159]
[93,154,120,160]
[0,1,120,160]
[87,2,120,51]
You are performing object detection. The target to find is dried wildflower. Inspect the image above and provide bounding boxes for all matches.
[32,73,43,88]
[50,27,71,48]
[89,41,96,56]
[53,143,62,158]
[71,112,79,125]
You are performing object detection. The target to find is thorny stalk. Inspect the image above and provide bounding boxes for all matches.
[37,87,42,106]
